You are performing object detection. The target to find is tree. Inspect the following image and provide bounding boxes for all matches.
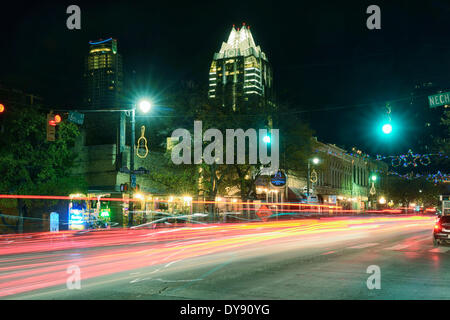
[436,110,450,154]
[145,152,199,196]
[0,104,87,232]
[143,82,315,216]
[385,176,445,208]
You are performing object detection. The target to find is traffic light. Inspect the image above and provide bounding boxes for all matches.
[0,104,5,113]
[54,114,62,124]
[370,174,377,182]
[46,113,62,141]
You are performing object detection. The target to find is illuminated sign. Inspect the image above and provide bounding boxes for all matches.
[69,208,85,230]
[270,171,286,187]
[428,92,450,108]
[89,38,113,45]
[100,209,110,218]
[50,212,59,232]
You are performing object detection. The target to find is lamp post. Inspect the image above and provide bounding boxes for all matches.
[306,157,320,200]
[50,101,152,228]
[128,99,152,227]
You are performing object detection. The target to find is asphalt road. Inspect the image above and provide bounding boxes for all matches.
[1,215,448,300]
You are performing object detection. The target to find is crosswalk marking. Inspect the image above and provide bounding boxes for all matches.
[384,244,410,251]
[429,247,450,253]
[348,243,379,249]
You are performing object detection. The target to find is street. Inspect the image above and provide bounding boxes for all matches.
[0,215,448,300]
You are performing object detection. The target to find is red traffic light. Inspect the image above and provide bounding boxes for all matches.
[48,114,61,126]
[0,104,4,113]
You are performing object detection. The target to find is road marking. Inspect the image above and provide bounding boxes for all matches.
[384,244,410,251]
[416,236,432,242]
[429,247,450,253]
[164,259,182,268]
[348,243,379,249]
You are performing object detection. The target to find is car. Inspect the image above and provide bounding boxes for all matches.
[433,215,450,246]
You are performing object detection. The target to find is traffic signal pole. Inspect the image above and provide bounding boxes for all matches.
[51,107,143,227]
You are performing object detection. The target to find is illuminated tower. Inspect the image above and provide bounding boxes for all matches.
[208,23,274,111]
[84,38,123,108]
[83,38,124,146]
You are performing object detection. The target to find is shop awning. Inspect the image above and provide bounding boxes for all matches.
[288,187,306,201]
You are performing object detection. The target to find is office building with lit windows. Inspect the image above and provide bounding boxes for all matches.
[208,24,274,111]
[84,38,123,108]
[82,38,124,146]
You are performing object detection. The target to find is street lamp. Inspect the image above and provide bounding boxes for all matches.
[382,123,392,134]
[307,157,320,200]
[128,99,152,227]
[138,99,152,113]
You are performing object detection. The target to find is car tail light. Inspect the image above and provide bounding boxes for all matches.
[434,223,442,233]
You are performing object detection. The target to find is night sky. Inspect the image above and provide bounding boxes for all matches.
[1,0,450,156]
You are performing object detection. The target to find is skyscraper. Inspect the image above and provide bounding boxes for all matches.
[84,38,123,108]
[83,38,124,146]
[208,24,274,111]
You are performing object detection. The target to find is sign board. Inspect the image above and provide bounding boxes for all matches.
[303,186,313,194]
[256,205,272,222]
[328,195,337,204]
[50,212,59,232]
[68,111,85,125]
[443,200,450,216]
[120,166,130,173]
[133,167,149,175]
[69,208,85,230]
[270,171,287,188]
[428,92,450,108]
[131,174,137,188]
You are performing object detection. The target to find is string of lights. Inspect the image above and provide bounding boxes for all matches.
[387,170,450,184]
[376,150,448,167]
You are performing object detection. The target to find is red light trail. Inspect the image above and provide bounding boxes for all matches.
[0,215,435,297]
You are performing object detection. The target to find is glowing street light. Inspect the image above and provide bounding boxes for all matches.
[382,123,392,134]
[263,135,271,143]
[138,99,152,113]
[133,193,144,200]
[312,157,320,165]
[129,98,152,227]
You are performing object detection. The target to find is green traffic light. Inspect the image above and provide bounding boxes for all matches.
[371,175,377,182]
